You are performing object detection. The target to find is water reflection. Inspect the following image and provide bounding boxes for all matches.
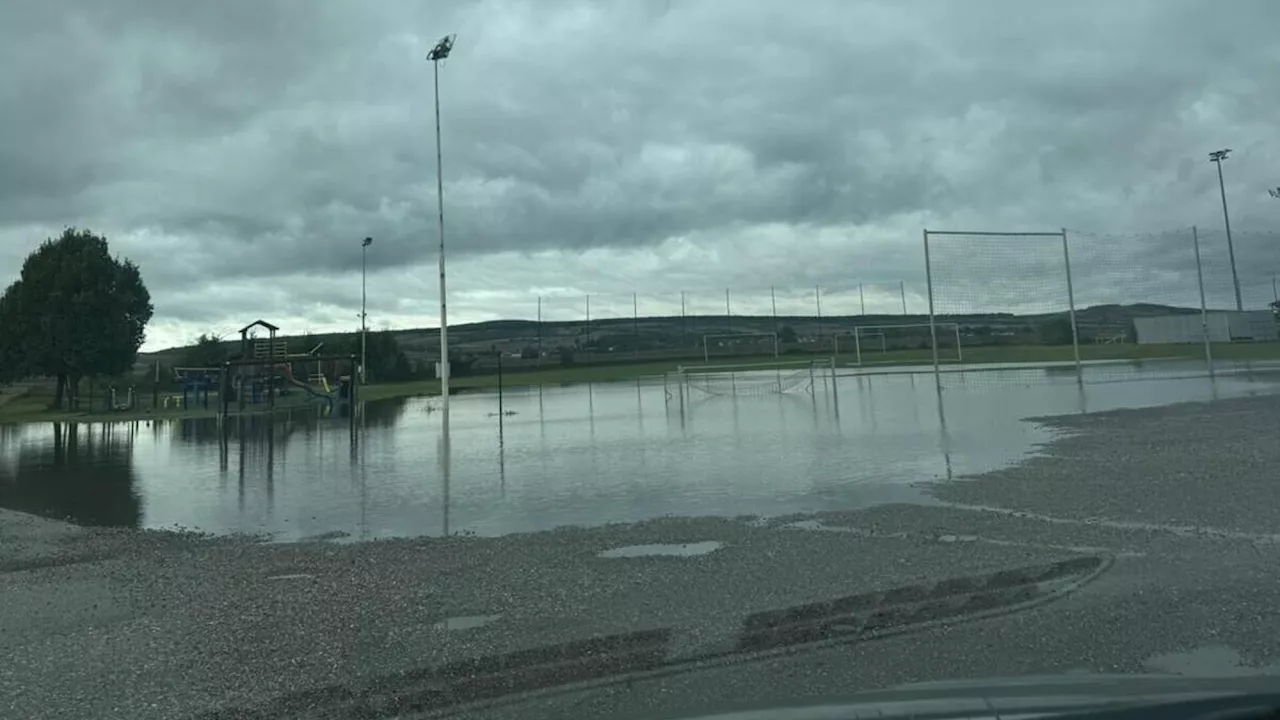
[0,422,142,526]
[0,362,1276,540]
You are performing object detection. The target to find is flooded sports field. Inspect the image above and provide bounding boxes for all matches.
[2,360,1277,541]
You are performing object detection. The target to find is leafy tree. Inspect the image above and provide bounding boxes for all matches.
[558,346,575,365]
[178,333,228,369]
[521,345,539,360]
[1039,317,1075,346]
[0,281,33,383]
[347,329,412,382]
[0,228,153,408]
[778,325,799,344]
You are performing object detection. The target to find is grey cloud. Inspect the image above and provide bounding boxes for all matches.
[2,0,1280,341]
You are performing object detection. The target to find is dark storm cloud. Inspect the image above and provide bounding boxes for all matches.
[2,0,1279,342]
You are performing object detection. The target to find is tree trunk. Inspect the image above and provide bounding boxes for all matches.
[53,373,66,410]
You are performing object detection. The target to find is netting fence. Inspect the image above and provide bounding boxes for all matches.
[923,227,1280,385]
[511,282,915,370]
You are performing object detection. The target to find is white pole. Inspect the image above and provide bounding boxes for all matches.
[361,237,370,384]
[1061,228,1081,379]
[923,230,940,377]
[1193,226,1214,376]
[432,54,450,418]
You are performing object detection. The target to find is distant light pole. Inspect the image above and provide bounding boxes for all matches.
[360,236,372,384]
[1209,149,1243,311]
[429,34,455,417]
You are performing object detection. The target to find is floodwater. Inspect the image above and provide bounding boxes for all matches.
[1,360,1277,541]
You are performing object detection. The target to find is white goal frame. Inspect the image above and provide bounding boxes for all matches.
[701,332,779,363]
[663,357,837,406]
[849,322,962,366]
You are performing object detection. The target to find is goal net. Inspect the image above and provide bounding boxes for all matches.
[701,332,779,363]
[924,230,1078,368]
[845,322,962,366]
[667,358,828,399]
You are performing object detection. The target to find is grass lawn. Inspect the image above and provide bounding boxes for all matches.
[4,341,1278,423]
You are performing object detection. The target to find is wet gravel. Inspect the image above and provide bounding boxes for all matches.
[5,394,1280,718]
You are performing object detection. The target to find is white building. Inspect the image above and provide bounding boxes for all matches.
[1133,311,1278,344]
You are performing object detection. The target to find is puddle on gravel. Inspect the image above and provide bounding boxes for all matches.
[598,541,724,558]
[433,614,502,631]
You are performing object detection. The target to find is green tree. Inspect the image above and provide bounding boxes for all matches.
[778,325,799,344]
[0,228,153,408]
[348,329,412,382]
[1039,317,1075,346]
[178,333,228,369]
[0,281,34,383]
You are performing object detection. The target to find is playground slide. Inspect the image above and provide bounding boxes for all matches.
[272,363,333,403]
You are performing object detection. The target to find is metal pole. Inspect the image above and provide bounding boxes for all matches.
[770,285,778,337]
[1272,274,1278,304]
[923,230,939,376]
[361,238,370,385]
[680,291,687,346]
[585,294,591,356]
[900,280,907,315]
[432,56,450,417]
[859,283,865,315]
[1193,226,1214,376]
[632,292,639,359]
[724,288,731,334]
[1061,228,1082,379]
[1212,154,1243,311]
[815,285,823,340]
[536,296,543,368]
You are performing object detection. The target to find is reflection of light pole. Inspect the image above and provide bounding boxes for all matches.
[1209,149,1243,311]
[429,34,455,417]
[360,237,372,384]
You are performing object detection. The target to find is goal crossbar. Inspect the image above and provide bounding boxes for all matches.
[676,358,823,374]
[847,322,963,366]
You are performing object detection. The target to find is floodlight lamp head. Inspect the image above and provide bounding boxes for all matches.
[362,237,373,247]
[1209,149,1231,162]
[428,34,455,61]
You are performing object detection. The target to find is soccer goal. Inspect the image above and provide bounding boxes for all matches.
[701,332,779,363]
[664,358,834,401]
[924,229,1080,375]
[843,322,962,366]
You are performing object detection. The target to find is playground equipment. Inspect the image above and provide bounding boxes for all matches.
[104,386,136,412]
[219,320,359,424]
[173,367,220,409]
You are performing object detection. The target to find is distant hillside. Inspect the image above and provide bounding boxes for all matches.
[141,303,1197,371]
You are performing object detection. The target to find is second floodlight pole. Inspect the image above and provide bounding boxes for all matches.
[430,34,455,417]
[1209,149,1243,312]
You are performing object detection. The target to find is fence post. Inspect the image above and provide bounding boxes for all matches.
[1192,225,1214,377]
[815,285,824,344]
[923,229,940,377]
[770,286,778,337]
[1061,228,1082,381]
[724,288,732,334]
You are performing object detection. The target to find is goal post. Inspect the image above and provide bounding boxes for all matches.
[923,229,1080,377]
[666,357,836,400]
[847,322,961,366]
[701,332,779,363]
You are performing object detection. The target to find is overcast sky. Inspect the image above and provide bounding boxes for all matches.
[2,0,1279,350]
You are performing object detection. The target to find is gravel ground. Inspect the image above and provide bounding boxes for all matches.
[5,394,1280,719]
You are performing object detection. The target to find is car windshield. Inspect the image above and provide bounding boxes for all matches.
[3,2,1280,719]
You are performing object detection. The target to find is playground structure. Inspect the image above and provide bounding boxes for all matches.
[217,320,360,420]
